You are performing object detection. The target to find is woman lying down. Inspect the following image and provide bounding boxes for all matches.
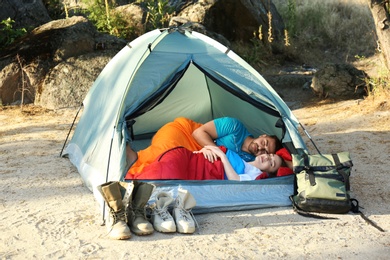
[125,145,292,181]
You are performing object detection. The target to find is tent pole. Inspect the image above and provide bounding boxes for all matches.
[101,126,116,226]
[59,104,83,157]
[105,127,115,183]
[299,122,321,154]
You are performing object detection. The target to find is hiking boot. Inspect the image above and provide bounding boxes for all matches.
[97,181,134,240]
[172,188,196,234]
[127,181,155,236]
[151,192,176,233]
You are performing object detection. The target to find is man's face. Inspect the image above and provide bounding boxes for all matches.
[248,135,276,156]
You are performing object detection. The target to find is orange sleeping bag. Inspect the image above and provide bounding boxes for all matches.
[126,117,203,176]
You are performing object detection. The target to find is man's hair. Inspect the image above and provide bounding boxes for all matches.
[269,135,283,152]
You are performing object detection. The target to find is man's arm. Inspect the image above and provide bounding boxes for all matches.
[192,120,219,147]
[192,120,219,162]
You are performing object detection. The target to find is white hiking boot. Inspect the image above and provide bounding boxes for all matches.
[172,188,196,234]
[152,192,176,233]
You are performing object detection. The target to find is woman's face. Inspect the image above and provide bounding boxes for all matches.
[253,154,282,173]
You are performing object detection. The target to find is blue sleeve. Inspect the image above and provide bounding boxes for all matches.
[224,149,245,179]
[226,150,245,174]
[214,117,255,162]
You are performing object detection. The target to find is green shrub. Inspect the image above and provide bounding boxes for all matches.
[84,0,134,39]
[274,0,376,63]
[365,68,390,96]
[0,18,27,48]
[142,0,175,31]
[83,0,175,39]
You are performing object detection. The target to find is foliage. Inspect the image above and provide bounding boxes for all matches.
[82,0,175,38]
[365,68,390,96]
[138,0,175,31]
[231,38,271,71]
[285,0,297,35]
[0,18,27,48]
[84,0,134,39]
[273,0,376,63]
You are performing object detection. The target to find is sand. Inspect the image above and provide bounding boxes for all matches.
[0,97,389,259]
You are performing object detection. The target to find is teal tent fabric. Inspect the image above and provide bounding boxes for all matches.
[63,28,308,212]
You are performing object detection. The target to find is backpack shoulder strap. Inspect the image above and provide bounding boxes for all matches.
[331,153,350,190]
[303,153,316,186]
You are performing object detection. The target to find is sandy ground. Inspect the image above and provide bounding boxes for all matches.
[0,96,389,259]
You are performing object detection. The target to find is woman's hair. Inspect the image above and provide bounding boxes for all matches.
[266,156,288,178]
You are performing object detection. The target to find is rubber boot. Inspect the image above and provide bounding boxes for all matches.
[128,181,155,235]
[172,188,196,234]
[97,181,134,240]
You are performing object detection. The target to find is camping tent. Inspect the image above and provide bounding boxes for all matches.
[62,27,308,213]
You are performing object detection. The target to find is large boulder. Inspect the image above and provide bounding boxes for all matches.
[170,0,285,43]
[113,4,146,41]
[0,62,26,105]
[0,55,52,105]
[1,16,97,64]
[0,16,126,107]
[0,0,51,29]
[311,63,367,99]
[35,51,117,109]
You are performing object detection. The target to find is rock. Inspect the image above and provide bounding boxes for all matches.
[0,16,126,107]
[311,63,367,99]
[0,0,51,29]
[32,16,97,62]
[113,4,145,41]
[170,0,284,43]
[0,62,24,105]
[35,50,118,109]
[0,16,97,63]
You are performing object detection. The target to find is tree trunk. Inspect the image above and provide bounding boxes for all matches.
[368,0,390,71]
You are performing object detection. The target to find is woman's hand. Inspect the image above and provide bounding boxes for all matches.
[204,146,239,181]
[193,145,223,163]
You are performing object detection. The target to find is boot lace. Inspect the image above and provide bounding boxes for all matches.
[104,209,126,237]
[176,199,199,232]
[112,209,126,223]
[176,197,191,220]
[133,207,147,218]
[154,206,171,221]
[190,211,199,232]
[107,209,126,227]
[178,207,191,221]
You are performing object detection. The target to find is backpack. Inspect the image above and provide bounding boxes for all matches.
[289,151,385,232]
[290,151,357,214]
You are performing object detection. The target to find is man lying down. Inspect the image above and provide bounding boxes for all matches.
[125,117,293,181]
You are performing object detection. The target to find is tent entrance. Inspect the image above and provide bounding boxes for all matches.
[128,63,284,143]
